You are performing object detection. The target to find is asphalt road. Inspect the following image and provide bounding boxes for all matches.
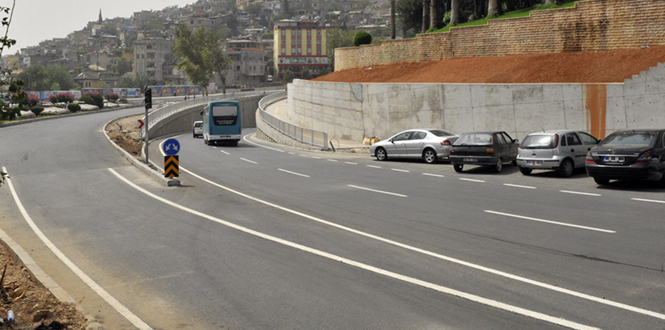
[1,107,664,329]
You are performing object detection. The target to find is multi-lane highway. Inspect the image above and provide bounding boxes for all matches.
[1,106,664,329]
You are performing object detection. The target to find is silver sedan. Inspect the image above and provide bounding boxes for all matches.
[370,129,459,164]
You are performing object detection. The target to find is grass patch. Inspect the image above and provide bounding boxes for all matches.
[432,0,581,33]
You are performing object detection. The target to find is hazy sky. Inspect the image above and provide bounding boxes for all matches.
[0,0,196,53]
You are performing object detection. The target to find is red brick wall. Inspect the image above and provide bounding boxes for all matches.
[335,0,665,71]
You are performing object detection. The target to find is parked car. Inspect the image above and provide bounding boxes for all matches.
[370,129,459,164]
[193,120,203,138]
[517,130,599,177]
[585,129,665,185]
[450,131,519,173]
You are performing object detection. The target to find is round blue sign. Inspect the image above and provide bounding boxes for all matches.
[163,138,180,156]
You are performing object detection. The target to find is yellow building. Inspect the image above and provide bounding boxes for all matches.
[273,19,327,80]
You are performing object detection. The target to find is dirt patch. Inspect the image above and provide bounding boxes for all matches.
[105,115,144,157]
[315,46,665,83]
[0,246,87,329]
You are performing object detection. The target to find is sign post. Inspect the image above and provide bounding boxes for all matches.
[144,87,152,165]
[163,138,180,178]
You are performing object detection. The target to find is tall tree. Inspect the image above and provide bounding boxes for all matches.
[325,28,355,71]
[422,0,430,33]
[204,29,232,95]
[488,0,501,18]
[390,0,396,39]
[174,25,213,95]
[429,0,438,31]
[450,0,460,25]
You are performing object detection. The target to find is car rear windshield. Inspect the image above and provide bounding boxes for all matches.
[429,130,455,137]
[194,122,202,127]
[521,135,555,149]
[600,132,657,148]
[455,133,493,145]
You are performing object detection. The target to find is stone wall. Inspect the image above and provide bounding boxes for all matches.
[335,0,665,71]
[288,62,665,141]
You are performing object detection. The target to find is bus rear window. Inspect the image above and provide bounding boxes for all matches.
[212,105,237,117]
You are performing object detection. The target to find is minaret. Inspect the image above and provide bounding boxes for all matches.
[98,9,103,24]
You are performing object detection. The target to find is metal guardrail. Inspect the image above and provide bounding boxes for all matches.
[258,91,329,149]
[140,90,267,138]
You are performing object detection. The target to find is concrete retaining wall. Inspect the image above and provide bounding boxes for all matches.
[150,95,262,138]
[289,62,665,141]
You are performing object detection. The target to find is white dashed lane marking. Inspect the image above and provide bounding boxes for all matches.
[560,190,601,197]
[504,183,536,189]
[484,210,616,233]
[278,169,310,178]
[460,178,485,183]
[348,185,407,198]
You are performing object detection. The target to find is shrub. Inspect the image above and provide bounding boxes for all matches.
[55,92,75,103]
[105,92,119,103]
[24,94,40,107]
[118,98,128,104]
[79,95,95,105]
[84,92,104,109]
[30,106,44,116]
[48,95,58,104]
[67,103,81,112]
[354,31,372,46]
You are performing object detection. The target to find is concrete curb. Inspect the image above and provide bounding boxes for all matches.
[103,116,180,187]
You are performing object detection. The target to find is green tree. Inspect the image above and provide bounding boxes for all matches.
[18,64,49,90]
[111,56,133,76]
[203,29,233,95]
[283,69,295,82]
[46,66,77,90]
[326,28,355,71]
[300,68,311,80]
[119,74,155,88]
[396,0,424,35]
[1,1,26,186]
[174,25,213,95]
[354,31,372,46]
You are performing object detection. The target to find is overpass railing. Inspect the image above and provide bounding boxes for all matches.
[140,90,269,138]
[258,91,329,149]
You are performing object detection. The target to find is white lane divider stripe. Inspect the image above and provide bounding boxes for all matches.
[484,210,615,233]
[560,190,601,197]
[367,165,382,169]
[108,168,601,330]
[299,154,308,157]
[179,166,665,321]
[460,178,485,183]
[311,156,322,159]
[503,183,536,189]
[278,169,310,178]
[345,162,358,165]
[327,159,338,162]
[631,198,665,204]
[240,158,258,164]
[348,185,407,198]
[391,169,410,173]
[220,150,230,155]
[4,167,152,330]
[423,173,444,178]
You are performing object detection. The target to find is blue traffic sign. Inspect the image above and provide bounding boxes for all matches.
[163,138,180,156]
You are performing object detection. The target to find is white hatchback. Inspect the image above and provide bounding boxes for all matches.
[193,121,203,138]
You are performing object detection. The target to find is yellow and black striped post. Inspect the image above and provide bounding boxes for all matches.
[164,156,179,178]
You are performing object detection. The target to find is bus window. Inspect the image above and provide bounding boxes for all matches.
[212,105,238,125]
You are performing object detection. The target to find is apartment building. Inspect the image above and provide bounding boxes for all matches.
[273,19,327,80]
[133,35,174,84]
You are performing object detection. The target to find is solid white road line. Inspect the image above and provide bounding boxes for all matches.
[484,210,615,233]
[179,166,665,321]
[423,173,444,178]
[240,158,258,165]
[460,178,485,183]
[391,169,410,173]
[560,190,601,197]
[348,185,407,198]
[220,150,230,155]
[503,183,536,189]
[278,168,310,178]
[108,168,600,330]
[242,134,285,153]
[4,168,152,330]
[631,198,665,204]
[345,162,358,165]
[367,165,382,169]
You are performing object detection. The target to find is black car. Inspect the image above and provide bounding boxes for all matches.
[585,129,665,185]
[450,131,519,173]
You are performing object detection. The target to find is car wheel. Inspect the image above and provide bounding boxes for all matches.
[375,147,387,161]
[453,164,463,172]
[593,177,610,185]
[519,167,532,175]
[423,149,438,164]
[493,161,503,173]
[559,159,574,177]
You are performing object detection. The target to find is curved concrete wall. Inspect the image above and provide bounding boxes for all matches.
[288,62,665,141]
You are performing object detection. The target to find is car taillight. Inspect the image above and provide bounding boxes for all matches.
[553,134,559,149]
[585,151,594,163]
[441,140,451,146]
[486,148,494,154]
[636,152,652,164]
[450,148,455,154]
